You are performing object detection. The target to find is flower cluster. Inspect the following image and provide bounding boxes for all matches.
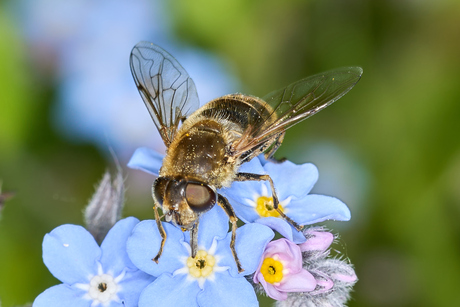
[126,206,273,307]
[34,148,357,307]
[253,228,358,307]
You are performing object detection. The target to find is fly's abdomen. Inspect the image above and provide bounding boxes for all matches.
[198,94,275,133]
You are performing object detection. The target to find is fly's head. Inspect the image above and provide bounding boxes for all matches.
[153,177,218,229]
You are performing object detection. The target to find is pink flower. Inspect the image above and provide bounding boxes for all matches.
[253,239,316,300]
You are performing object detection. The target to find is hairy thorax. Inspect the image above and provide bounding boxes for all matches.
[160,117,241,188]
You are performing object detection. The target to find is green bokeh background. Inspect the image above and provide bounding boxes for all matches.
[1,0,460,306]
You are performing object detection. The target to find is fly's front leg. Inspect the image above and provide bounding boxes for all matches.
[235,172,303,231]
[153,204,166,263]
[189,219,199,258]
[218,194,244,273]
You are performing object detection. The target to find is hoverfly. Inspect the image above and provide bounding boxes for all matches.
[130,41,362,272]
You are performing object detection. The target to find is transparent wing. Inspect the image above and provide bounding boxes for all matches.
[130,41,200,146]
[231,67,363,156]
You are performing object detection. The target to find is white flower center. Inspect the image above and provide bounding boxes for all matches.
[88,274,120,304]
[75,264,124,307]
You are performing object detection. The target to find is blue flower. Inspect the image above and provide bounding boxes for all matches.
[33,217,154,307]
[221,157,351,243]
[127,147,164,176]
[126,205,274,307]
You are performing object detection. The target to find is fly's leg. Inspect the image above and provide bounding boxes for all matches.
[152,204,166,263]
[189,219,199,258]
[235,172,303,231]
[264,132,285,160]
[218,194,244,273]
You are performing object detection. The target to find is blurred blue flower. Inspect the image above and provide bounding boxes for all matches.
[126,206,274,307]
[222,157,351,243]
[13,0,239,159]
[34,217,154,307]
[291,142,371,229]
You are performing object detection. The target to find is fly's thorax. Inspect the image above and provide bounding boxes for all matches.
[160,117,238,188]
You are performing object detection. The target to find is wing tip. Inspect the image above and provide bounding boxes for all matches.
[350,66,363,78]
[344,66,363,80]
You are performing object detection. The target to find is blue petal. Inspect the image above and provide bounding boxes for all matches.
[138,274,200,307]
[118,270,156,307]
[100,217,140,275]
[185,205,229,250]
[197,273,258,307]
[127,147,165,176]
[254,217,305,244]
[256,217,293,240]
[265,161,318,201]
[221,184,264,209]
[291,226,309,243]
[43,225,100,284]
[33,284,89,307]
[217,223,274,277]
[256,154,269,166]
[224,195,260,223]
[288,194,351,224]
[220,158,266,219]
[127,220,187,277]
[238,156,265,174]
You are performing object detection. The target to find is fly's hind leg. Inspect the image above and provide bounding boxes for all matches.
[218,194,244,273]
[264,132,285,160]
[152,204,166,263]
[235,172,303,231]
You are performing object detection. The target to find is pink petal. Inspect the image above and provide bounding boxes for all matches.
[257,272,288,301]
[314,274,334,294]
[263,239,303,272]
[253,270,261,284]
[275,269,316,292]
[299,231,333,252]
[332,272,358,283]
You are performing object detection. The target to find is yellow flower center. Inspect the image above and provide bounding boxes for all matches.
[256,196,284,217]
[186,250,216,278]
[260,257,284,284]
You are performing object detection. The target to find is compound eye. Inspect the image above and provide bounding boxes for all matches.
[153,177,169,206]
[185,183,217,212]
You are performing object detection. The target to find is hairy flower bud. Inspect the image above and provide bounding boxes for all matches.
[84,169,124,244]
